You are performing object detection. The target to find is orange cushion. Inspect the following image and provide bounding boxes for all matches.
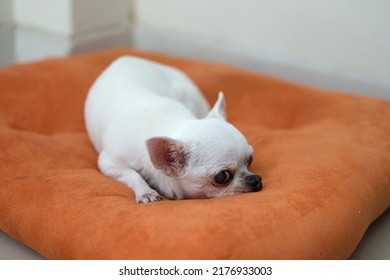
[0,48,389,259]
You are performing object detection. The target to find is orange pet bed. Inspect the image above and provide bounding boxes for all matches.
[0,48,389,259]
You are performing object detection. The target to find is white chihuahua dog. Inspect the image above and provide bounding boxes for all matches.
[85,56,262,203]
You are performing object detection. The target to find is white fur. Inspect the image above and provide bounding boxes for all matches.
[85,56,260,203]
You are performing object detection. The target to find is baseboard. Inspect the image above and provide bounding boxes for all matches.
[13,23,130,64]
[14,27,72,63]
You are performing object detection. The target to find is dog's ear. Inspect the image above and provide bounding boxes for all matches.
[146,137,187,177]
[206,91,226,120]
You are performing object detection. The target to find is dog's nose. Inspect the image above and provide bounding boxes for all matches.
[245,175,263,192]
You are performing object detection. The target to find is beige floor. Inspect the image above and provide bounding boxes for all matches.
[0,208,389,260]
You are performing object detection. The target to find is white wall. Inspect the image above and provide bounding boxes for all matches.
[0,0,389,98]
[0,0,133,67]
[0,0,14,66]
[134,0,390,97]
[10,0,131,63]
[0,0,13,22]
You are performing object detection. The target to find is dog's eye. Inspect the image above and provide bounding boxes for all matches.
[214,170,233,185]
[247,155,253,166]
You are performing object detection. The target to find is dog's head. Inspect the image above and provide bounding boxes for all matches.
[146,92,263,199]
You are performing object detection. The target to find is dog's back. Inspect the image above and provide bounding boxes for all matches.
[89,56,208,113]
[85,56,209,153]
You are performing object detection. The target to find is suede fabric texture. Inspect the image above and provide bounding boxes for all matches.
[0,48,389,259]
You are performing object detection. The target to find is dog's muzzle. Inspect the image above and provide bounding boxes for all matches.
[245,174,263,192]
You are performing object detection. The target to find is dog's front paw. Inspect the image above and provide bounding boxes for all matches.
[136,190,163,204]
